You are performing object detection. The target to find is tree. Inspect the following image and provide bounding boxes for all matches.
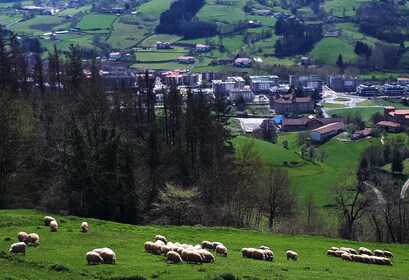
[282,140,289,149]
[260,167,296,231]
[336,54,345,72]
[391,151,404,173]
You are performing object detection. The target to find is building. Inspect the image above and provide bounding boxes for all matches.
[249,75,279,94]
[351,128,372,140]
[109,52,122,61]
[99,69,136,89]
[271,93,315,115]
[248,20,262,28]
[381,83,405,96]
[356,84,379,96]
[229,87,254,102]
[252,9,271,15]
[269,84,290,96]
[234,57,252,67]
[177,56,195,64]
[397,77,409,86]
[289,74,322,92]
[310,122,346,142]
[212,77,244,95]
[195,44,211,52]
[156,41,173,49]
[201,72,221,82]
[327,75,361,92]
[383,106,409,127]
[281,117,344,132]
[160,70,200,86]
[376,121,402,133]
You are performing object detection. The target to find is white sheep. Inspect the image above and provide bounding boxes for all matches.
[215,244,228,257]
[374,249,385,257]
[202,241,213,250]
[81,222,88,233]
[44,216,56,226]
[330,246,339,251]
[186,251,203,264]
[155,235,168,244]
[9,242,26,255]
[241,248,255,258]
[359,247,373,256]
[50,220,58,232]
[86,251,103,264]
[197,249,215,263]
[93,248,116,264]
[212,242,223,251]
[17,231,28,243]
[286,250,298,261]
[263,249,274,261]
[260,245,270,250]
[383,250,393,258]
[26,233,40,246]
[341,253,353,262]
[327,250,337,257]
[252,249,265,260]
[166,251,183,264]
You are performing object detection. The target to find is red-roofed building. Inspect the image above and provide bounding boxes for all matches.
[310,122,346,142]
[351,128,372,140]
[271,93,315,115]
[384,106,409,127]
[195,44,211,52]
[281,117,344,132]
[376,121,402,133]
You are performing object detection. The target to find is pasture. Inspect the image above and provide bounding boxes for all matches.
[58,5,92,16]
[108,22,150,50]
[196,0,246,24]
[9,16,70,36]
[1,209,408,280]
[323,0,371,17]
[75,13,118,31]
[327,107,383,122]
[310,38,357,64]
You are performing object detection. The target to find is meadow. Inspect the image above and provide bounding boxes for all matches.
[1,209,408,280]
[310,38,357,64]
[327,107,383,122]
[75,14,118,31]
[9,16,70,36]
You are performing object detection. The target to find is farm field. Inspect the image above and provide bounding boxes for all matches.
[108,22,149,50]
[140,34,182,48]
[322,102,347,108]
[1,209,408,280]
[130,61,188,70]
[196,0,246,24]
[58,5,92,16]
[9,16,70,36]
[0,14,22,26]
[75,13,118,31]
[310,37,357,64]
[327,107,383,122]
[323,0,371,17]
[136,49,187,62]
[40,33,96,54]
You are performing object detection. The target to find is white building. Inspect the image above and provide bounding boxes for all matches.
[229,87,254,102]
[250,75,279,94]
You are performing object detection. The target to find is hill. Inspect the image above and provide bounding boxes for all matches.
[1,210,409,280]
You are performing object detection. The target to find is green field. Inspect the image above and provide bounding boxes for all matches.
[58,5,92,16]
[140,34,182,48]
[1,209,408,280]
[322,102,347,108]
[108,22,150,50]
[310,38,357,64]
[131,61,189,70]
[9,16,70,36]
[136,49,188,62]
[382,160,409,175]
[137,0,171,26]
[76,13,118,31]
[196,0,246,24]
[0,14,22,26]
[40,33,97,54]
[323,0,371,17]
[356,100,376,106]
[327,107,383,122]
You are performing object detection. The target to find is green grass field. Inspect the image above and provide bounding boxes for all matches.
[1,209,408,280]
[327,107,383,122]
[356,100,375,106]
[382,160,409,175]
[323,0,370,17]
[310,38,357,64]
[108,22,150,50]
[0,14,22,26]
[9,16,70,36]
[322,103,347,108]
[76,13,118,31]
[136,49,187,62]
[196,0,246,24]
[58,5,92,16]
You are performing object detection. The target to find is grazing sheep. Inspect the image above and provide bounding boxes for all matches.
[360,254,371,264]
[334,249,347,257]
[348,248,358,255]
[155,235,168,244]
[286,250,298,261]
[9,242,26,255]
[260,245,270,250]
[330,246,339,251]
[150,243,162,255]
[181,249,191,261]
[81,222,88,233]
[359,247,373,256]
[144,241,154,253]
[341,253,353,262]
[252,249,266,260]
[177,247,185,256]
[17,232,28,243]
[202,241,213,250]
[26,233,40,246]
[327,250,337,257]
[381,257,392,266]
[155,240,165,246]
[374,249,385,257]
[86,251,103,265]
[50,220,58,232]
[241,248,254,258]
[212,242,223,251]
[383,251,393,258]
[167,251,183,264]
[263,249,274,262]
[186,251,203,264]
[193,244,202,250]
[352,254,363,262]
[215,244,228,257]
[200,250,215,263]
[44,216,56,226]
[93,248,116,264]
[161,245,174,255]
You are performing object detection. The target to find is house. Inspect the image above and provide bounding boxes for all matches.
[109,52,122,61]
[376,121,402,133]
[177,56,195,64]
[161,70,200,86]
[229,87,254,102]
[381,83,405,96]
[271,93,315,115]
[234,57,252,67]
[98,69,136,89]
[383,106,409,126]
[356,84,378,96]
[281,117,344,132]
[218,58,234,65]
[249,75,279,94]
[397,77,409,86]
[270,84,290,96]
[289,74,322,92]
[351,128,372,140]
[156,41,173,49]
[310,122,346,142]
[195,44,211,52]
[248,20,262,28]
[327,75,361,92]
[300,56,310,66]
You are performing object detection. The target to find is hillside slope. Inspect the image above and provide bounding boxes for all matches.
[1,210,408,280]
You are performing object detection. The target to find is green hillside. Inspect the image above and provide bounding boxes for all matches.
[1,210,408,280]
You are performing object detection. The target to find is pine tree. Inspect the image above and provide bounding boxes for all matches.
[391,151,404,173]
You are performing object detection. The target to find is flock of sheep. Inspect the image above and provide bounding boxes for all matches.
[327,246,393,266]
[144,234,299,265]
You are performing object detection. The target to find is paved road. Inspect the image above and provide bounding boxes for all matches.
[237,118,265,133]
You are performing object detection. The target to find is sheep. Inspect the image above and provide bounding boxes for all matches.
[341,253,353,262]
[93,248,116,264]
[177,247,185,256]
[348,248,358,255]
[286,250,298,261]
[202,241,213,250]
[81,222,88,233]
[374,249,385,257]
[150,243,162,255]
[26,233,40,246]
[86,251,103,265]
[44,216,56,226]
[181,249,191,261]
[212,242,223,251]
[9,242,26,255]
[263,249,274,262]
[351,254,363,262]
[193,244,202,250]
[144,241,154,253]
[381,257,393,266]
[155,240,165,246]
[215,244,228,257]
[186,251,203,264]
[260,245,270,250]
[200,250,215,263]
[252,249,265,260]
[359,247,373,256]
[167,251,183,264]
[330,246,339,251]
[383,250,393,258]
[161,245,174,255]
[241,248,254,258]
[155,234,168,245]
[17,231,28,243]
[360,254,371,264]
[327,250,338,257]
[50,220,58,232]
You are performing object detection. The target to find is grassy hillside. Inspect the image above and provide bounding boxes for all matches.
[1,210,409,280]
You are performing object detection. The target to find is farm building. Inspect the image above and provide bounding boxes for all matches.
[195,44,211,52]
[351,128,372,140]
[281,117,344,132]
[109,52,122,61]
[234,57,252,67]
[310,122,346,142]
[376,121,402,133]
[177,56,195,64]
